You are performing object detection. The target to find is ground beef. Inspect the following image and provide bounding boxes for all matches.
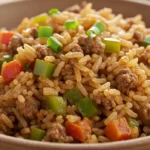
[135,107,150,126]
[70,44,83,53]
[16,96,40,119]
[30,27,38,39]
[133,31,144,43]
[8,34,23,53]
[78,36,105,55]
[93,93,115,110]
[66,4,81,13]
[116,68,138,93]
[35,45,52,59]
[44,123,73,143]
[138,46,150,65]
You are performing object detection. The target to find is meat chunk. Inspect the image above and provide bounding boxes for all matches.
[8,34,23,52]
[116,68,138,93]
[138,46,150,65]
[66,4,81,13]
[16,96,40,119]
[78,36,105,55]
[93,92,115,110]
[30,27,38,39]
[44,123,73,143]
[135,107,150,126]
[133,31,144,43]
[70,44,83,53]
[35,45,52,59]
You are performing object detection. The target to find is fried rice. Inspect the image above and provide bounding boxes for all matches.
[0,2,150,143]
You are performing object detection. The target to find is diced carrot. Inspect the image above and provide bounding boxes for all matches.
[0,32,14,46]
[104,117,132,141]
[1,60,23,83]
[65,118,92,142]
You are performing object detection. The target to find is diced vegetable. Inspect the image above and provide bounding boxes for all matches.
[33,13,49,24]
[24,62,29,71]
[47,36,62,53]
[128,118,139,127]
[31,127,46,141]
[104,117,132,141]
[3,55,13,62]
[142,37,150,47]
[33,59,55,78]
[49,8,60,15]
[87,22,106,38]
[38,26,53,38]
[0,32,13,46]
[65,118,92,142]
[45,96,66,115]
[76,97,98,118]
[1,60,22,83]
[65,20,79,30]
[103,38,120,54]
[130,126,139,139]
[64,87,84,105]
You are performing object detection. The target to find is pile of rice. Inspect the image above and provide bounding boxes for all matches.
[0,2,150,143]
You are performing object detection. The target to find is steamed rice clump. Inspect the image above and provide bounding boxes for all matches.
[0,2,150,143]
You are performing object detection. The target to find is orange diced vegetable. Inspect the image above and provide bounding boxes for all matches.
[0,32,13,46]
[104,117,132,141]
[65,118,92,142]
[1,60,22,83]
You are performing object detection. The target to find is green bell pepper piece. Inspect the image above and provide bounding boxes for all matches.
[46,96,66,115]
[64,87,84,105]
[76,97,98,118]
[33,59,55,78]
[31,127,46,141]
[103,38,120,54]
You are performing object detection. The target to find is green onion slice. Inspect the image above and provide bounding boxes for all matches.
[65,20,79,30]
[33,13,49,24]
[38,26,53,38]
[49,8,60,15]
[103,38,120,54]
[87,21,106,38]
[47,36,62,53]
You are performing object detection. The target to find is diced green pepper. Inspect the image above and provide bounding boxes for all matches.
[3,55,13,62]
[76,97,98,118]
[31,127,46,141]
[33,13,49,24]
[142,37,150,47]
[49,8,60,15]
[64,87,84,105]
[128,118,139,127]
[87,21,106,38]
[33,59,55,78]
[47,36,62,53]
[45,96,66,115]
[103,38,120,54]
[38,26,53,38]
[24,62,29,71]
[65,20,79,30]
